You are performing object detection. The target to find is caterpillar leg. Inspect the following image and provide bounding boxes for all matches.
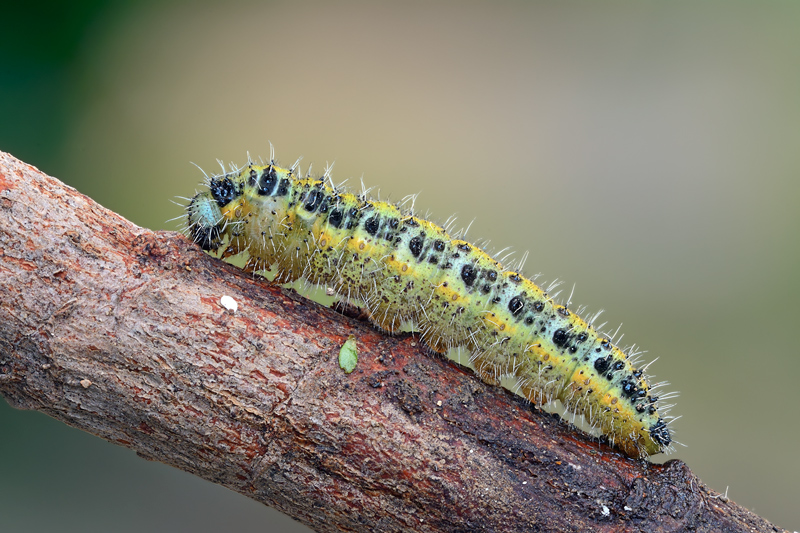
[331,300,371,322]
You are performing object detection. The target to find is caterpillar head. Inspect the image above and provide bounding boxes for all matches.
[186,191,224,251]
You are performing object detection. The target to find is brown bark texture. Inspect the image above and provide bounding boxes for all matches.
[0,151,785,533]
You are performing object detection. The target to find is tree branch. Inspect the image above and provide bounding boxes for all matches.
[0,151,783,532]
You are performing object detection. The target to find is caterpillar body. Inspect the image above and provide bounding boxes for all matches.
[186,154,674,458]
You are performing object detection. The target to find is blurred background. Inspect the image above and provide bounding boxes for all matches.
[2,1,799,531]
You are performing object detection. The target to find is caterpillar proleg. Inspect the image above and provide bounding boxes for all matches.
[185,153,675,458]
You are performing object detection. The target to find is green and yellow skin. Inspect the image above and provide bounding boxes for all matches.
[187,161,672,458]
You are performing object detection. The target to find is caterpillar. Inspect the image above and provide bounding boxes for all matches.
[185,152,675,458]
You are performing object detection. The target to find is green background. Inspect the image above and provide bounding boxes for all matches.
[2,1,800,531]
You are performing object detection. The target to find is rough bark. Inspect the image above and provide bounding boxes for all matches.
[0,151,784,533]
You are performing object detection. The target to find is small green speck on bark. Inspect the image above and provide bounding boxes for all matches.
[338,335,358,373]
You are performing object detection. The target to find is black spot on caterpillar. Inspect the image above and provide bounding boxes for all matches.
[185,153,676,458]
